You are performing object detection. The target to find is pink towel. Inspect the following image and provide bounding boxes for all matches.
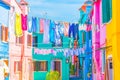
[40,19,45,33]
[21,14,27,31]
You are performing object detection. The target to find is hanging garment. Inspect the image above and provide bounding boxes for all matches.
[86,25,92,31]
[54,22,62,46]
[58,22,64,37]
[74,40,78,49]
[79,10,87,24]
[15,13,22,37]
[40,18,45,33]
[69,37,74,48]
[63,22,69,36]
[79,24,87,31]
[32,17,37,32]
[81,4,86,12]
[28,20,32,33]
[21,14,27,31]
[73,23,79,40]
[9,8,15,34]
[72,56,74,65]
[43,19,50,43]
[68,23,74,38]
[49,20,55,43]
[102,0,112,23]
[36,17,40,33]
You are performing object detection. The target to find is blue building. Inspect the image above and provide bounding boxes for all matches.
[0,0,10,80]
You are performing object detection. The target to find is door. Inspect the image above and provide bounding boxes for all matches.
[108,58,113,80]
[52,60,62,76]
[106,57,113,80]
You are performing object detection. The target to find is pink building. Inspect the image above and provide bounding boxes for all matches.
[9,0,33,80]
[92,0,106,80]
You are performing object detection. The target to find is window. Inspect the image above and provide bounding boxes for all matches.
[52,60,61,76]
[27,34,32,46]
[34,61,48,71]
[1,25,8,42]
[82,31,86,44]
[14,61,21,73]
[32,36,38,47]
[16,36,23,45]
[102,0,112,23]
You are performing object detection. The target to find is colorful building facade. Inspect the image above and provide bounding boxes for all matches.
[9,0,32,80]
[32,33,70,80]
[104,0,120,79]
[0,0,10,80]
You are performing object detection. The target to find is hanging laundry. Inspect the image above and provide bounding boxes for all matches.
[68,23,74,38]
[64,49,68,57]
[63,22,69,36]
[54,21,62,46]
[58,22,64,37]
[43,19,50,44]
[32,17,37,32]
[79,24,87,31]
[81,4,86,12]
[79,10,87,24]
[21,14,27,31]
[72,56,74,65]
[28,20,32,33]
[74,40,78,49]
[9,8,15,34]
[86,5,93,15]
[86,25,92,31]
[102,0,112,23]
[74,56,78,64]
[49,20,55,44]
[36,17,40,33]
[40,18,45,33]
[15,13,23,37]
[69,37,74,48]
[73,23,79,40]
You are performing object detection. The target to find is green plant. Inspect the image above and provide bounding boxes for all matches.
[46,70,61,80]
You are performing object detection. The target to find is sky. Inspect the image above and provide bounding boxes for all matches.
[26,0,85,23]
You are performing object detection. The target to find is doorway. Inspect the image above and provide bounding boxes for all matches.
[106,56,113,80]
[51,59,62,76]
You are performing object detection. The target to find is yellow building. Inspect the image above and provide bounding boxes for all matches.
[105,0,120,80]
